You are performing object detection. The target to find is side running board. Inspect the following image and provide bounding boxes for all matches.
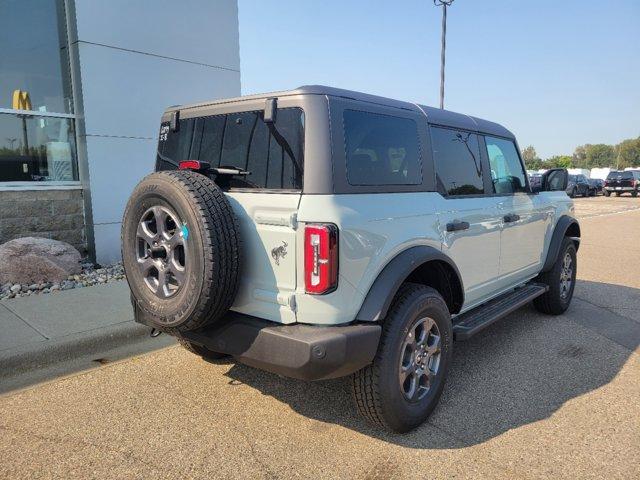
[452,283,549,340]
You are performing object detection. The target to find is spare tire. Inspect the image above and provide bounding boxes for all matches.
[122,170,241,333]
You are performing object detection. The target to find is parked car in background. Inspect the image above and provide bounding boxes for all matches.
[588,178,603,196]
[604,170,640,197]
[529,173,543,191]
[566,174,590,198]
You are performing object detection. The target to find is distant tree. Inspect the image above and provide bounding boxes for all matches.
[572,144,589,168]
[521,145,542,170]
[585,144,615,168]
[546,155,573,168]
[614,137,640,169]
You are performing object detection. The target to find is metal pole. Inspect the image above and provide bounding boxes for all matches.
[440,3,447,109]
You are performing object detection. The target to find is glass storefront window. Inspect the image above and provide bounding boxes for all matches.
[0,113,78,182]
[0,0,72,114]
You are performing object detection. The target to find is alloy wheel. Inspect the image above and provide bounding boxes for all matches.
[136,206,188,298]
[399,317,442,402]
[559,252,573,299]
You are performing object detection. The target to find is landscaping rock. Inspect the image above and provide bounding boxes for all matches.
[0,237,82,284]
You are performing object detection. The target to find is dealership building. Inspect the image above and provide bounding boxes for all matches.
[0,0,241,264]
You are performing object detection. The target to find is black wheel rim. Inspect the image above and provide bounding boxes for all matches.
[135,206,188,299]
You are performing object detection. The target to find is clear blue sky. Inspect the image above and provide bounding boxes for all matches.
[238,0,639,159]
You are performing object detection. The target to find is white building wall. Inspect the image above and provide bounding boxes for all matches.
[70,0,241,264]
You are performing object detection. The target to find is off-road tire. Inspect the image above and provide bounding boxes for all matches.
[122,170,241,333]
[178,338,228,360]
[351,283,453,433]
[534,237,576,315]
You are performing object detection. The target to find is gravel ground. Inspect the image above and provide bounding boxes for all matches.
[0,262,125,300]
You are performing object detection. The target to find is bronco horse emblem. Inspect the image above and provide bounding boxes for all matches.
[271,241,288,265]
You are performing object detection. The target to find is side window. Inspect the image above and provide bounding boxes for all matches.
[343,110,421,186]
[484,136,527,194]
[431,127,484,196]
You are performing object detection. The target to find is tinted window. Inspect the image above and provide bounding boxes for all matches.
[621,171,633,180]
[606,172,620,179]
[158,108,304,190]
[431,127,483,195]
[343,110,421,186]
[485,136,527,194]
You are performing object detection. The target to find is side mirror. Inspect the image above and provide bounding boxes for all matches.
[541,168,568,192]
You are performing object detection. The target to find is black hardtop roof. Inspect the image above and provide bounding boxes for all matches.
[171,85,515,139]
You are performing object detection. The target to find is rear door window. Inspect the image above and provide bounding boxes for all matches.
[431,126,484,196]
[158,108,304,190]
[343,110,421,186]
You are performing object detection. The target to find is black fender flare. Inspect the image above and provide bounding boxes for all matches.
[542,216,581,272]
[356,245,464,322]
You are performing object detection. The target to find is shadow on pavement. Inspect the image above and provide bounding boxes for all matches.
[224,280,639,448]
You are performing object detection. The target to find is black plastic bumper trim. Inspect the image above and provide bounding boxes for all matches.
[178,312,382,381]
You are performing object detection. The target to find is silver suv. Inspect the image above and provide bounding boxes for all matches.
[122,86,580,432]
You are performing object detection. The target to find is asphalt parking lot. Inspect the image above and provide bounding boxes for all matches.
[1,196,639,479]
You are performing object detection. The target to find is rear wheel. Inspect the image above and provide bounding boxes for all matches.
[604,190,610,197]
[352,284,452,433]
[632,191,638,197]
[615,192,621,196]
[534,237,577,315]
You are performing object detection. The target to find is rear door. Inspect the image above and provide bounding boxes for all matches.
[156,97,307,324]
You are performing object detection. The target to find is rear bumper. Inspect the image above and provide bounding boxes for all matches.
[177,312,381,381]
[604,186,636,191]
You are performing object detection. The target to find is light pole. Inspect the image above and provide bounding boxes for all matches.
[434,0,454,109]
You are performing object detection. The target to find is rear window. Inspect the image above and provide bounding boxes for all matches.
[157,108,304,190]
[606,171,621,179]
[343,110,421,186]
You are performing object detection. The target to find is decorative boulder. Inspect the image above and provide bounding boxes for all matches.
[0,237,82,284]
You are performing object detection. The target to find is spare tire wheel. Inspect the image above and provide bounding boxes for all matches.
[122,170,241,333]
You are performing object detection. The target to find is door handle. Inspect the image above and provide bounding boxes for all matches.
[446,220,470,232]
[503,214,520,223]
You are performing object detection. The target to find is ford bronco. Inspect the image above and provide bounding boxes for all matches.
[122,86,579,432]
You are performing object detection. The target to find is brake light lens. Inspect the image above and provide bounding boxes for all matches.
[304,224,338,294]
[179,160,209,171]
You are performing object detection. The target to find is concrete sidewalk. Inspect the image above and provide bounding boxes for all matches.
[0,281,149,376]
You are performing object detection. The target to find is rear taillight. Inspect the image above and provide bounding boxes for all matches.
[179,160,210,171]
[604,180,609,186]
[304,224,338,294]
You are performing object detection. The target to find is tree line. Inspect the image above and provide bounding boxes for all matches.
[522,136,640,171]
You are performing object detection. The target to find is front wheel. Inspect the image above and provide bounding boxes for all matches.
[351,284,453,433]
[569,188,576,198]
[534,237,577,315]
